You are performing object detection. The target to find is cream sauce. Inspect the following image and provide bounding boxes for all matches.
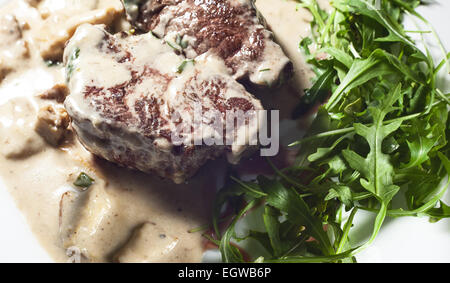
[0,0,317,262]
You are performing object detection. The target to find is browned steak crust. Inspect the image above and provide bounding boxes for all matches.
[125,0,292,86]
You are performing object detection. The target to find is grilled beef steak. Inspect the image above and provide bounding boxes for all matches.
[123,0,291,86]
[64,24,263,183]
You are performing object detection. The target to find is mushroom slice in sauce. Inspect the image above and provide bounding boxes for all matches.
[114,222,180,263]
[35,103,71,146]
[32,0,125,61]
[59,178,124,262]
[0,14,29,82]
[0,98,46,159]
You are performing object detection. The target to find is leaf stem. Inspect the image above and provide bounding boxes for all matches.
[336,207,358,254]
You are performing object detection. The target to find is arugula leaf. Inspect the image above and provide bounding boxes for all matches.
[325,49,395,111]
[308,132,353,162]
[258,176,334,255]
[333,0,415,47]
[402,120,440,169]
[326,48,424,111]
[427,201,450,222]
[342,84,403,203]
[219,200,258,263]
[325,185,353,208]
[336,207,358,253]
[318,47,354,69]
[263,205,288,257]
[304,69,336,105]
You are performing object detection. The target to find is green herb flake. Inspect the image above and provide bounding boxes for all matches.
[166,41,179,51]
[176,59,195,74]
[175,34,188,49]
[65,47,80,83]
[73,172,94,189]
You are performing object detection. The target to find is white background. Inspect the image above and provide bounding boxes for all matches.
[0,0,448,263]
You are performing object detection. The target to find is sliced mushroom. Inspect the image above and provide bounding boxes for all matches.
[0,98,46,159]
[114,222,180,263]
[59,178,122,262]
[33,0,124,61]
[35,103,71,146]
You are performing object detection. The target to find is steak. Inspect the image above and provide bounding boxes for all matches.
[123,0,292,86]
[64,24,264,183]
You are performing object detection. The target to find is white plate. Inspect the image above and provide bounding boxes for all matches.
[0,0,448,263]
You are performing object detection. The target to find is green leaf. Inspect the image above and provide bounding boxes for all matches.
[325,49,395,110]
[238,230,274,255]
[212,182,246,237]
[263,206,288,257]
[342,84,403,203]
[402,123,440,169]
[220,200,258,263]
[325,185,352,208]
[258,176,334,255]
[301,68,336,106]
[294,107,332,166]
[319,47,354,69]
[333,0,414,47]
[438,152,450,176]
[427,201,450,222]
[401,169,442,208]
[299,37,313,55]
[230,176,267,198]
[336,207,358,253]
[361,152,450,218]
[382,136,400,154]
[326,47,425,111]
[308,133,352,162]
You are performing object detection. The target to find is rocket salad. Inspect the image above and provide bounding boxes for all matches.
[210,0,450,263]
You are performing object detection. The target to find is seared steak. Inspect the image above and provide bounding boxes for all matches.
[123,0,291,86]
[64,24,263,183]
